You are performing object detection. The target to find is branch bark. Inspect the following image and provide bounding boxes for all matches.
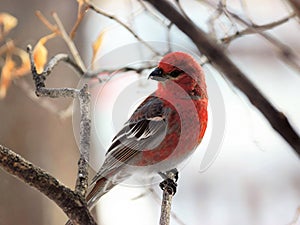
[160,188,173,225]
[75,84,91,197]
[145,0,300,156]
[288,0,300,19]
[26,45,95,224]
[0,145,96,225]
[159,169,178,225]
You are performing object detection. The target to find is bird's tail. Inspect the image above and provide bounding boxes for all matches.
[65,176,116,225]
[86,176,115,209]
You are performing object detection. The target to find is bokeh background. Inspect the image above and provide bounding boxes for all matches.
[0,0,299,225]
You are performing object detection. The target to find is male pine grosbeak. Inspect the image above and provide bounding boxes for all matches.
[67,52,208,224]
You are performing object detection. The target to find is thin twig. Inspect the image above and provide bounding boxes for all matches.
[35,10,59,33]
[0,145,96,225]
[52,12,87,72]
[288,0,300,19]
[70,4,89,39]
[224,8,300,73]
[137,0,166,24]
[221,13,296,43]
[86,2,160,56]
[176,0,193,22]
[145,0,300,155]
[202,0,300,73]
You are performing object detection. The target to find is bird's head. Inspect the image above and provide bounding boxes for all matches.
[149,52,207,98]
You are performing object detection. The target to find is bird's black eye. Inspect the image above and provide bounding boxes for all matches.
[169,69,183,78]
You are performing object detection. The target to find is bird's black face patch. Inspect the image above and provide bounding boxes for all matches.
[169,69,184,78]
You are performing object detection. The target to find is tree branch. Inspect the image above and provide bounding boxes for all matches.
[86,1,160,56]
[44,53,85,76]
[288,0,300,19]
[52,12,87,72]
[75,84,91,196]
[160,188,173,225]
[221,13,296,43]
[26,45,95,224]
[145,0,300,156]
[0,145,96,225]
[159,169,178,225]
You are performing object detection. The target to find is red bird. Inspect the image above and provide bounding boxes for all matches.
[67,51,208,224]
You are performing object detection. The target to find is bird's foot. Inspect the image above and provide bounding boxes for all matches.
[159,168,179,195]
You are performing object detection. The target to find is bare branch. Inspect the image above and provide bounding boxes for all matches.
[0,145,96,225]
[221,13,296,43]
[70,4,89,39]
[86,2,160,56]
[26,44,94,224]
[160,188,173,225]
[35,10,59,33]
[145,0,300,156]
[159,169,178,225]
[288,0,300,19]
[201,0,300,73]
[220,5,300,73]
[75,84,91,196]
[175,0,193,22]
[52,12,87,72]
[44,53,84,76]
[84,63,156,78]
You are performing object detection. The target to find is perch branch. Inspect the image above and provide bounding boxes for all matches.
[27,45,94,224]
[159,169,178,225]
[145,0,300,156]
[160,189,173,225]
[0,145,96,225]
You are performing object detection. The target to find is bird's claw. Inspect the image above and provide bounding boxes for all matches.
[159,168,179,195]
[159,178,177,195]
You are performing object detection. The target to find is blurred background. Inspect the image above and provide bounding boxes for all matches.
[0,0,299,225]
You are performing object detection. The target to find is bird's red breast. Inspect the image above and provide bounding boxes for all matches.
[135,52,208,166]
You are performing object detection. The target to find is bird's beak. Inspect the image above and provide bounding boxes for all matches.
[148,67,167,81]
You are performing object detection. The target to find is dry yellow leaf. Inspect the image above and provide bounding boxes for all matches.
[0,12,18,34]
[0,54,15,98]
[14,48,30,77]
[32,33,56,74]
[91,29,106,68]
[33,41,47,74]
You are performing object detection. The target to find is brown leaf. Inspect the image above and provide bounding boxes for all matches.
[33,41,48,74]
[91,29,106,68]
[32,33,56,74]
[0,12,18,34]
[14,48,30,77]
[0,54,15,98]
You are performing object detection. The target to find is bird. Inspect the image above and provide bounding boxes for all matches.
[66,51,208,224]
